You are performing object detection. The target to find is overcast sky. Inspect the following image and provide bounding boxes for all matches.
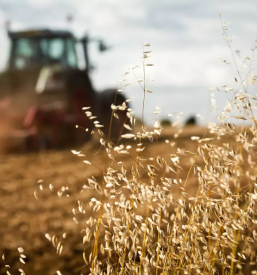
[0,0,256,91]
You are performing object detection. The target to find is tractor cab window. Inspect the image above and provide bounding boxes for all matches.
[47,38,77,67]
[14,38,37,69]
[48,38,66,64]
[66,39,77,67]
[10,36,78,69]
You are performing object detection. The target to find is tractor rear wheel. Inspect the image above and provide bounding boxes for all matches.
[97,89,128,141]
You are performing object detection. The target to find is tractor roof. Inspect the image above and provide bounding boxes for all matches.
[8,29,74,39]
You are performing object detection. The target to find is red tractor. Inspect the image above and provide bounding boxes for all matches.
[0,29,127,151]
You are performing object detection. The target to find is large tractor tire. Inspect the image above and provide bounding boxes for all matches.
[96,89,128,141]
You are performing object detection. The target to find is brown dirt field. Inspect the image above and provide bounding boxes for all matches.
[0,125,235,274]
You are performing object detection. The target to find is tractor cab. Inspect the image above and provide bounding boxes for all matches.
[8,29,79,70]
[7,29,108,72]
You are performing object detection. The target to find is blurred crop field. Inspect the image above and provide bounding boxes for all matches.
[0,126,208,274]
[1,2,257,273]
[0,124,253,275]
